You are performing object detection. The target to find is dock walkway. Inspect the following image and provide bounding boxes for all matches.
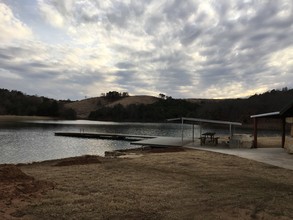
[54,132,157,141]
[55,132,193,147]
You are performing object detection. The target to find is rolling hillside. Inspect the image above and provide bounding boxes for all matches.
[64,95,159,119]
[1,88,293,123]
[64,97,106,119]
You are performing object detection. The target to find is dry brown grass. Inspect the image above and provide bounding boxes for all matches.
[105,96,159,108]
[3,149,290,219]
[64,97,107,118]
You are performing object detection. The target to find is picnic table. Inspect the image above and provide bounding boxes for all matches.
[199,132,219,145]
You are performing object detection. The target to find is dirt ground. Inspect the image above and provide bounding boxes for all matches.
[1,149,293,219]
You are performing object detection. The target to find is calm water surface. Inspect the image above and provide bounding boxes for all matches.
[0,120,250,164]
[0,120,195,164]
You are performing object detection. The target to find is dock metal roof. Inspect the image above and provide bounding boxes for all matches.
[167,117,242,126]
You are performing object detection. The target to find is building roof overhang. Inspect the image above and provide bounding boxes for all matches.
[250,102,293,119]
[250,111,280,118]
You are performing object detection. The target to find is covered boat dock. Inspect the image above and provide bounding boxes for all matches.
[132,117,242,148]
[167,117,242,144]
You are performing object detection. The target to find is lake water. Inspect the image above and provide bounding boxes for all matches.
[0,120,249,164]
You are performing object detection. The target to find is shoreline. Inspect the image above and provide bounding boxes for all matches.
[0,146,186,166]
[0,134,289,165]
[0,115,289,131]
[0,115,56,122]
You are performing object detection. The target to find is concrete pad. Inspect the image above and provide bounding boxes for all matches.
[186,143,293,170]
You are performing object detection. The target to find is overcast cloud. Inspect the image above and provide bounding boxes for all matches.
[0,0,292,100]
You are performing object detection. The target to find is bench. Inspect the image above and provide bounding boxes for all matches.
[198,137,206,146]
[214,137,220,145]
[199,136,220,146]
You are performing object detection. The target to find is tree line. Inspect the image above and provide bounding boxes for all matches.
[1,87,293,123]
[101,91,129,100]
[0,89,76,119]
[89,88,293,123]
[196,88,293,123]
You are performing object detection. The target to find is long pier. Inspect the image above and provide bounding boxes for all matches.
[54,132,157,141]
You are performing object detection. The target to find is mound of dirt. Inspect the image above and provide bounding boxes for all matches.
[54,155,101,166]
[0,165,34,182]
[0,165,54,198]
[0,165,54,218]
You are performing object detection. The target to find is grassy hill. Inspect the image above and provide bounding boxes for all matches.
[64,97,107,119]
[64,95,159,119]
[105,96,159,108]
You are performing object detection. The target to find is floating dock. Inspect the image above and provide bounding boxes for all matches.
[55,132,193,147]
[54,132,157,141]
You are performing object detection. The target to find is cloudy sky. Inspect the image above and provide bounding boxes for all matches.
[0,0,292,100]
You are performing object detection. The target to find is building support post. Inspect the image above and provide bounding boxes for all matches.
[253,118,258,148]
[282,117,286,148]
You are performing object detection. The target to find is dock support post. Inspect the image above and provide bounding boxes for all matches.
[181,118,184,145]
[199,123,202,136]
[192,123,194,142]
